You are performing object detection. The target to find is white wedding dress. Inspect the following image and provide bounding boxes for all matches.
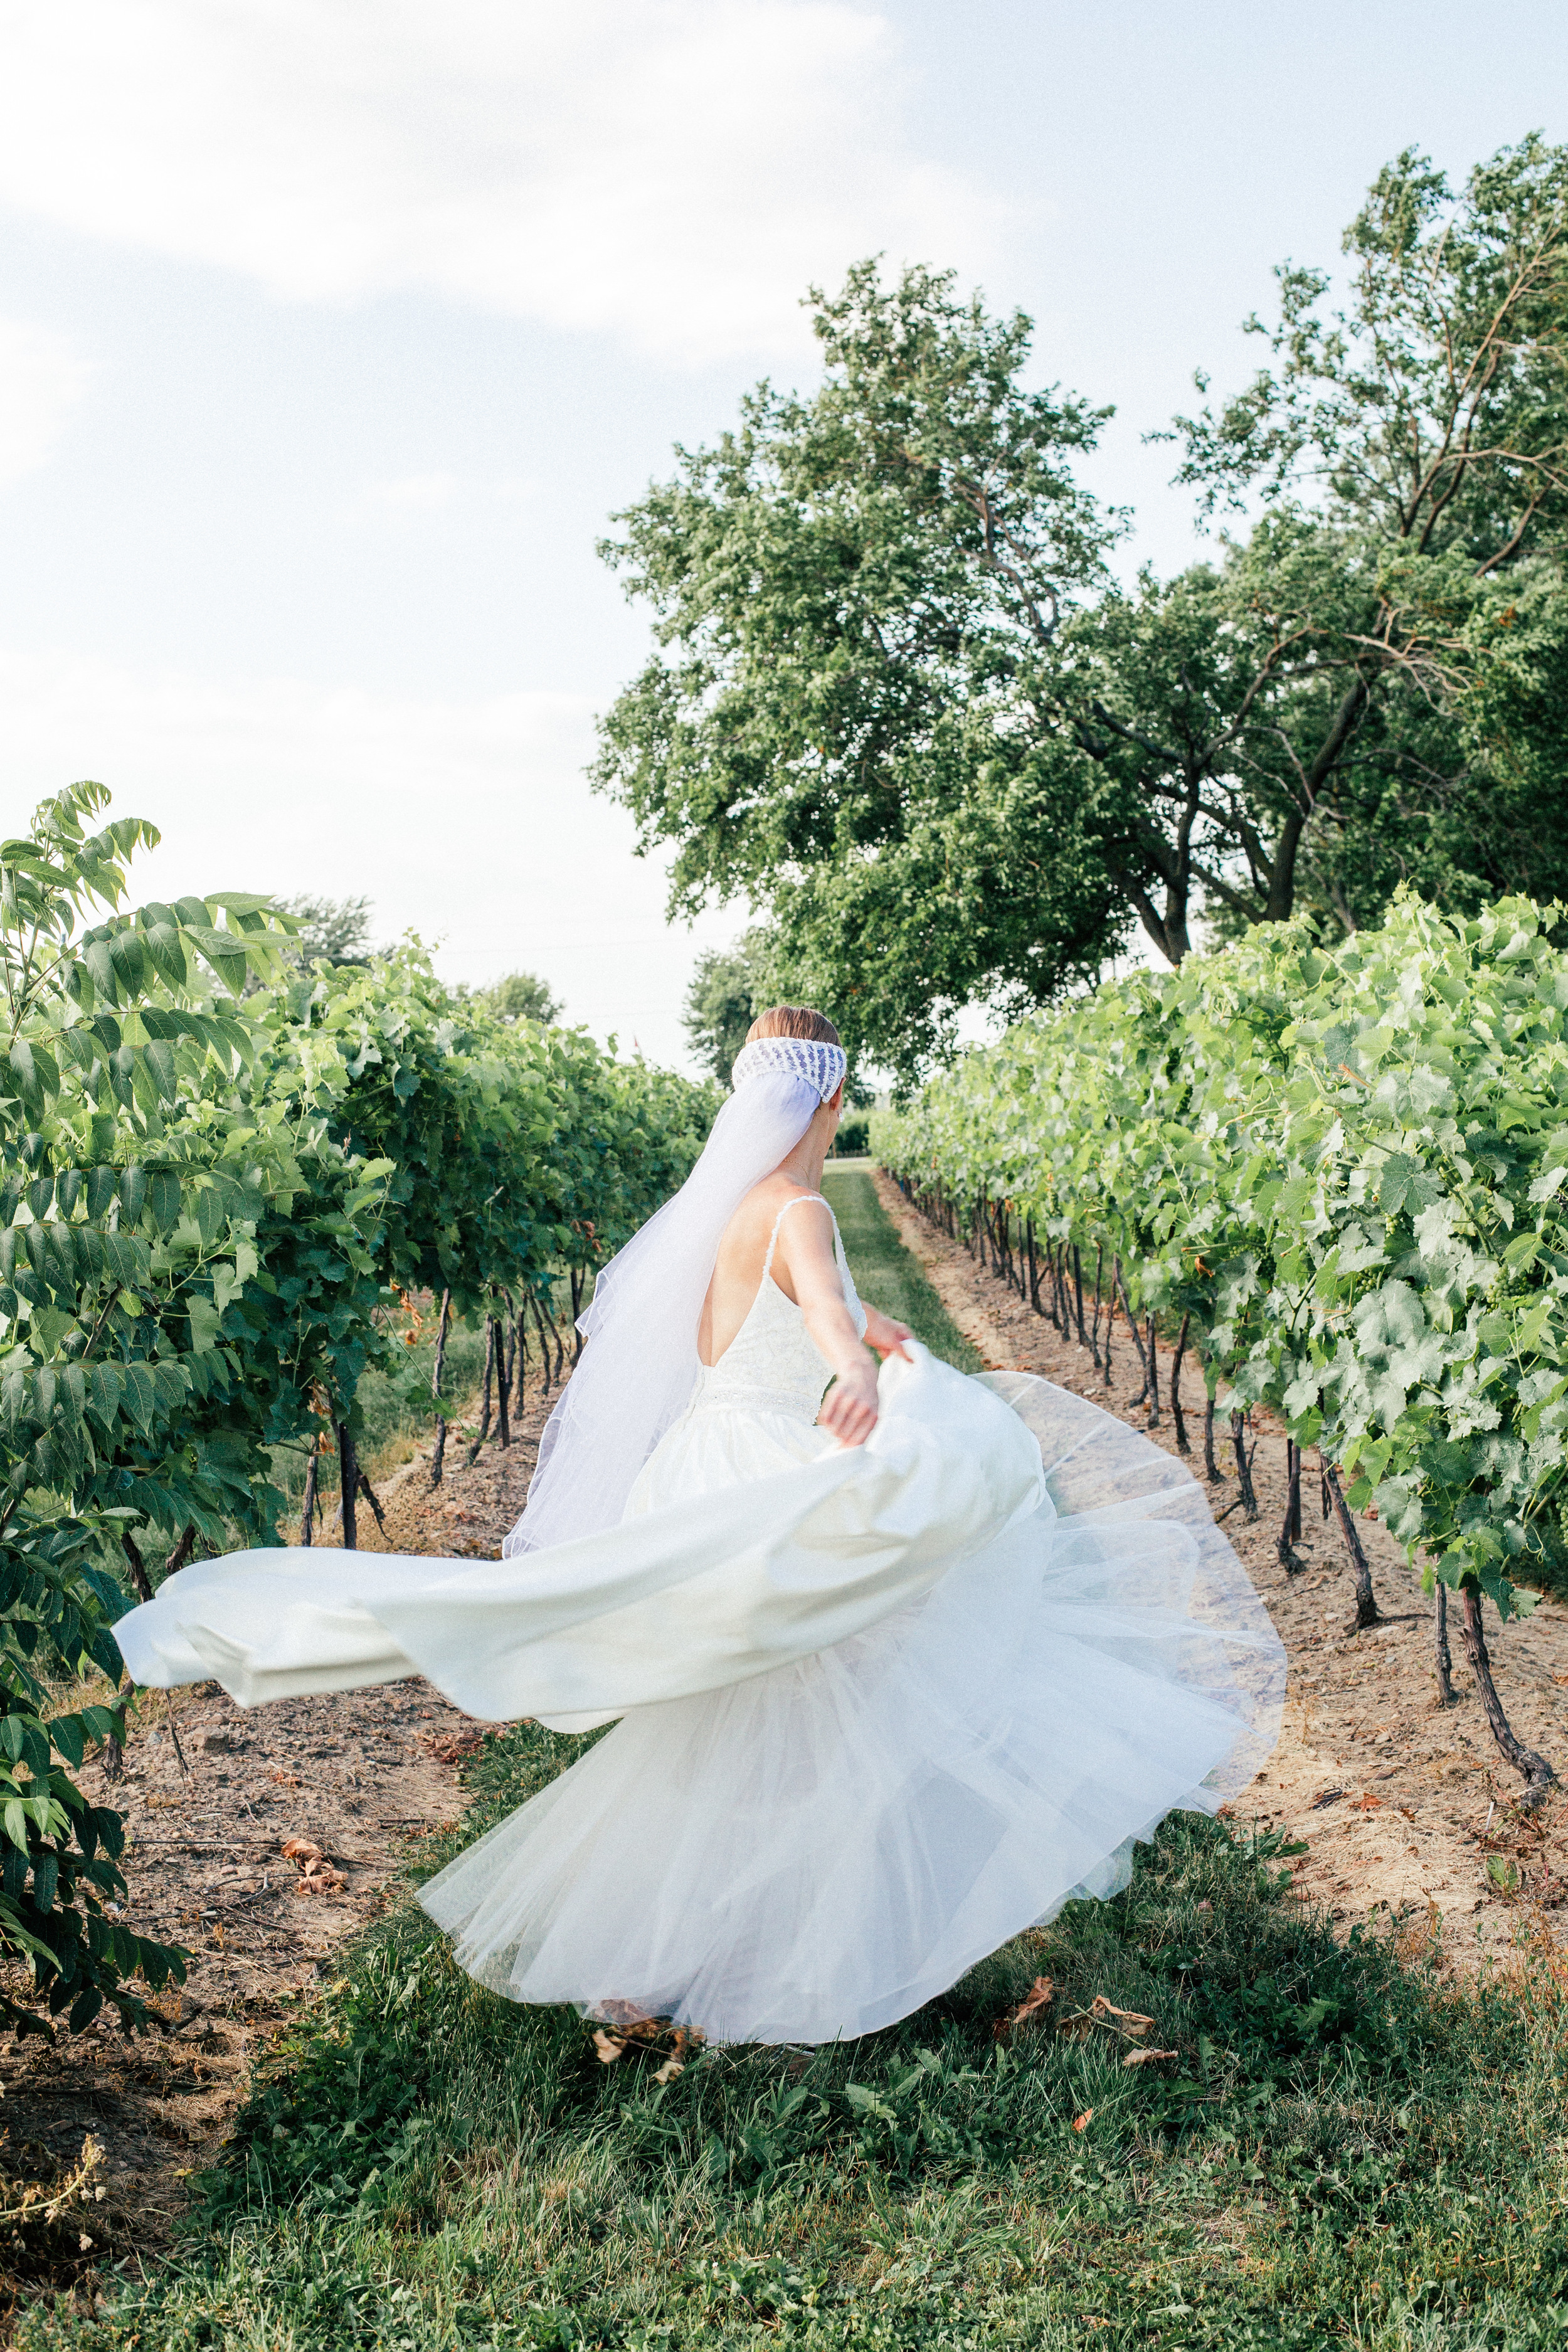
[115,1195,1283,2045]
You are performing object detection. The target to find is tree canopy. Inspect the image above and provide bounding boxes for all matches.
[472,968,563,1025]
[598,138,1568,1081]
[682,935,769,1087]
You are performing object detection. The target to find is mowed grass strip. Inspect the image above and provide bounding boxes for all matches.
[822,1167,982,1373]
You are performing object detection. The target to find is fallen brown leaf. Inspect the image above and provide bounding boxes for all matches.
[592,2030,627,2064]
[420,1731,485,1764]
[652,2057,684,2085]
[1121,2048,1180,2069]
[993,1974,1055,2040]
[292,1867,346,1897]
[1072,2109,1094,2133]
[281,1838,323,1865]
[1089,1996,1155,2037]
[1355,1794,1384,1813]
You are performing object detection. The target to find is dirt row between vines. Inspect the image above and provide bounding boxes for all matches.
[0,1358,569,2295]
[873,1168,1568,1981]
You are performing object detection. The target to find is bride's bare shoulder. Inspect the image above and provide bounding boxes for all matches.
[741,1172,824,1221]
[723,1174,826,1252]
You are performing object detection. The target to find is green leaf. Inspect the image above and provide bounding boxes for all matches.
[147,1170,182,1234]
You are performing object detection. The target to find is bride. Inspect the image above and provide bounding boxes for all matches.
[117,1005,1284,2045]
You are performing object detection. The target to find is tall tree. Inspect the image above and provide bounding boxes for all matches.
[276,893,376,967]
[682,934,770,1087]
[1142,134,1568,946]
[595,143,1568,1074]
[593,262,1126,1076]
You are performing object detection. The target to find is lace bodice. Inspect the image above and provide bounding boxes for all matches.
[687,1194,868,1426]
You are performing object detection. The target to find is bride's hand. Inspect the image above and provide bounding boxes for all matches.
[819,1355,881,1448]
[862,1308,913,1362]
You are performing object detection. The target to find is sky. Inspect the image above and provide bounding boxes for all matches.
[0,0,1561,1069]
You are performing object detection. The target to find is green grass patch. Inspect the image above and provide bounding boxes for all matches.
[822,1168,982,1374]
[21,1724,1568,2349]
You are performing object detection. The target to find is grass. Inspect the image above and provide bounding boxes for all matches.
[822,1168,982,1374]
[20,1779,1568,2349]
[19,1188,1568,2346]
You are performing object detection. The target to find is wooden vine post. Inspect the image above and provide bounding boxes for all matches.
[299,1433,323,1544]
[1319,1456,1379,1628]
[495,1300,512,1449]
[429,1288,452,1487]
[465,1316,497,1466]
[1168,1313,1191,1454]
[337,1421,358,1550]
[1435,1581,1456,1705]
[1276,1438,1304,1572]
[1457,1586,1555,1806]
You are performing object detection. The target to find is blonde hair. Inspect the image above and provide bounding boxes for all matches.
[745,1004,841,1049]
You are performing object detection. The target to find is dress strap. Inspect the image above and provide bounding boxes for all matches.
[760,1191,830,1283]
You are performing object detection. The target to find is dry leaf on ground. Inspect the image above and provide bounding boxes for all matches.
[993,1974,1055,2039]
[1073,2109,1094,2132]
[1089,1996,1155,2037]
[1121,2048,1180,2068]
[293,1866,346,1897]
[419,1730,487,1764]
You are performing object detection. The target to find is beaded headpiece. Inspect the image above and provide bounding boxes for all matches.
[731,1036,846,1104]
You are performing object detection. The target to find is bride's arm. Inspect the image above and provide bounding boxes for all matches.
[780,1204,882,1448]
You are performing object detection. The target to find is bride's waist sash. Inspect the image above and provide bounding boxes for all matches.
[685,1363,827,1428]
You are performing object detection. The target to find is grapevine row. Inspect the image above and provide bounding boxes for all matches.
[0,786,717,2035]
[876,889,1568,1803]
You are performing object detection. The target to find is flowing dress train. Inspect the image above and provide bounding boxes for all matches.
[115,1195,1284,2043]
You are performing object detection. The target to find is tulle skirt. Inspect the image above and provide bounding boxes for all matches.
[420,1369,1284,2045]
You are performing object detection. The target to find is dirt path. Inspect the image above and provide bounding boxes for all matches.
[874,1170,1568,1977]
[0,1359,568,2280]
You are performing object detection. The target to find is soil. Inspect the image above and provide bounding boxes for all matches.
[874,1168,1568,1981]
[0,1353,569,2292]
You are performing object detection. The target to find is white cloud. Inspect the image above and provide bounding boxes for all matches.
[0,646,741,1069]
[0,317,87,489]
[0,1,1006,365]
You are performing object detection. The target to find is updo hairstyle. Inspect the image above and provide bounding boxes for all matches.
[745,1005,842,1048]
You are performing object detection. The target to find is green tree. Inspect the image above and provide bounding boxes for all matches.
[593,262,1125,1079]
[472,968,562,1025]
[275,893,376,967]
[682,933,771,1086]
[1152,133,1568,945]
[595,146,1568,1069]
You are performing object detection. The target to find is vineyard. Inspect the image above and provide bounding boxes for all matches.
[0,783,717,2051]
[6,802,1568,2343]
[876,890,1568,1806]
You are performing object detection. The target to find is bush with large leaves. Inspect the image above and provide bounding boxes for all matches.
[0,785,716,2038]
[0,783,300,2033]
